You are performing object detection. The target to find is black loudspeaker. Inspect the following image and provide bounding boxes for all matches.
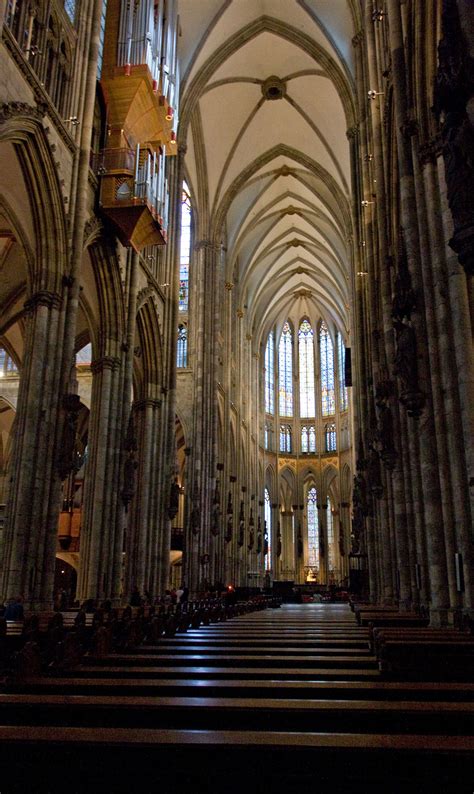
[345,348,352,386]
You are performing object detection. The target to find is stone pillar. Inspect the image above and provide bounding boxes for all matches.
[125,397,162,597]
[0,290,65,609]
[387,0,450,623]
[77,352,123,602]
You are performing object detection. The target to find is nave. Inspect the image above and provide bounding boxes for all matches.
[0,604,473,793]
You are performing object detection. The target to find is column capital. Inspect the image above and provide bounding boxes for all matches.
[194,239,220,253]
[24,290,62,313]
[90,355,121,374]
[133,397,162,411]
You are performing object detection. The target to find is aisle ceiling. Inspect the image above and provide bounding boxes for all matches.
[178,0,359,341]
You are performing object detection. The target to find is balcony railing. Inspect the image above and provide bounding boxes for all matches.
[96,144,169,234]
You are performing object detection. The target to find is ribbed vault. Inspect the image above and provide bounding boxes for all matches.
[179,0,358,343]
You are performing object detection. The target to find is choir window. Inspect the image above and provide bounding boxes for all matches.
[301,425,316,453]
[298,319,315,418]
[179,182,191,312]
[338,332,348,411]
[278,321,293,417]
[320,321,335,416]
[325,423,337,452]
[279,425,292,453]
[265,331,275,414]
[176,324,187,368]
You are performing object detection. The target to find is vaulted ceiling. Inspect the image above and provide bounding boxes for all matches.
[178,0,360,343]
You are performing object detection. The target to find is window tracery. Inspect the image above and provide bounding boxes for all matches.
[278,321,293,417]
[320,321,335,416]
[307,486,319,571]
[265,331,274,415]
[177,324,187,368]
[298,319,315,418]
[279,424,292,453]
[179,182,191,313]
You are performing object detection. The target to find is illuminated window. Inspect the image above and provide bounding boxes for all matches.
[325,423,337,452]
[75,343,92,366]
[320,321,335,416]
[279,425,292,453]
[179,183,191,312]
[264,422,273,451]
[177,325,187,368]
[301,425,316,453]
[64,0,76,24]
[278,322,293,416]
[298,319,315,418]
[264,488,272,571]
[265,331,275,414]
[0,347,18,377]
[338,333,348,411]
[307,487,319,570]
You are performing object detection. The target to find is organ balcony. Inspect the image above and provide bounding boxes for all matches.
[100,0,179,152]
[94,145,169,250]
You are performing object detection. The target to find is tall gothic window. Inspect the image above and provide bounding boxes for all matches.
[327,497,335,573]
[301,425,316,453]
[264,487,272,571]
[325,423,337,452]
[0,347,18,376]
[338,332,348,411]
[64,0,76,24]
[320,321,335,416]
[279,425,292,453]
[264,422,273,451]
[177,324,187,368]
[265,331,275,414]
[179,182,191,312]
[307,487,319,571]
[298,319,315,418]
[278,322,293,417]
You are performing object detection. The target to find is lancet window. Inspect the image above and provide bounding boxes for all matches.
[298,319,315,418]
[320,321,335,416]
[278,322,293,417]
[265,331,275,414]
[307,487,319,571]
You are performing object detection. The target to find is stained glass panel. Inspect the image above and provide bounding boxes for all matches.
[278,322,293,416]
[338,333,348,411]
[298,320,315,418]
[327,498,335,572]
[325,423,337,452]
[177,325,187,368]
[265,332,275,414]
[320,321,335,416]
[179,183,191,312]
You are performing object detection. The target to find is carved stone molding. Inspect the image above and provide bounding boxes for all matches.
[90,355,121,374]
[133,398,162,411]
[24,290,62,313]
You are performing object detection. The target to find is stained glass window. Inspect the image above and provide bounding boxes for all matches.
[265,331,275,414]
[75,343,92,366]
[298,319,315,418]
[325,423,337,452]
[301,425,316,453]
[278,322,293,416]
[307,487,319,570]
[264,422,273,450]
[279,425,292,453]
[320,321,335,416]
[264,488,272,571]
[179,183,191,312]
[327,498,335,572]
[0,347,18,377]
[338,333,348,411]
[64,0,76,24]
[177,325,187,368]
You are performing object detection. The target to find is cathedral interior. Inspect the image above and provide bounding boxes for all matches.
[0,0,473,790]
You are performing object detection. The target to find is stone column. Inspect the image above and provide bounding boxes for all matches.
[387,0,450,623]
[0,290,65,609]
[77,353,123,602]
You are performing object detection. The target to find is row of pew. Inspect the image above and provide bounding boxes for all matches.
[0,600,473,791]
[352,602,474,679]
